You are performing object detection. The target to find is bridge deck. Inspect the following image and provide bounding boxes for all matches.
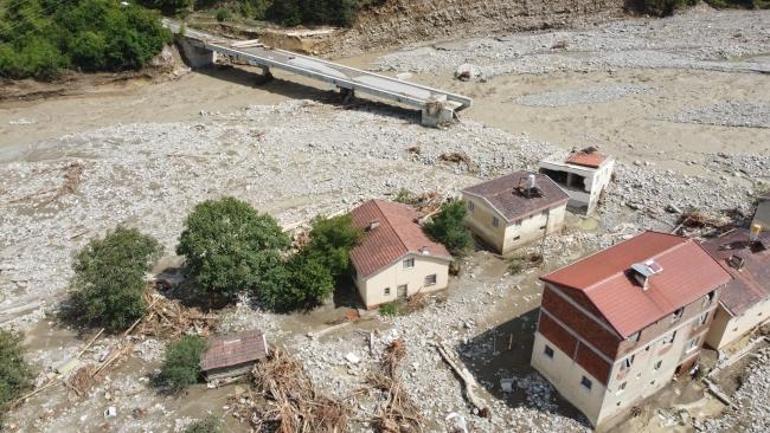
[166,21,471,120]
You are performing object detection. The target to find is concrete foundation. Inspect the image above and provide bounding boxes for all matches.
[177,39,217,68]
[421,100,455,127]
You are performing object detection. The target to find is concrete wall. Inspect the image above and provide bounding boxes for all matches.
[539,159,614,214]
[753,199,770,230]
[355,253,449,308]
[462,195,566,255]
[705,299,770,350]
[176,39,217,68]
[532,332,606,423]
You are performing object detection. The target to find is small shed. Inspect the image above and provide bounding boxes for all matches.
[200,330,268,381]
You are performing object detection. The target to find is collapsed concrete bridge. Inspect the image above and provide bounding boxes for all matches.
[165,20,472,127]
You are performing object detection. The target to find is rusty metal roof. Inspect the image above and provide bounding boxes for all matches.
[701,230,770,316]
[200,330,268,372]
[461,172,569,222]
[565,151,608,168]
[541,231,732,338]
[349,200,451,279]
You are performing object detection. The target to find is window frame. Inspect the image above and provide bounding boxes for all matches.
[544,345,554,359]
[403,257,415,269]
[580,376,592,391]
[467,201,475,212]
[424,274,437,286]
[492,216,500,227]
[384,287,391,296]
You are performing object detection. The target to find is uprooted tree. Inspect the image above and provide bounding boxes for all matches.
[422,200,473,257]
[0,330,34,424]
[63,226,163,332]
[177,197,291,304]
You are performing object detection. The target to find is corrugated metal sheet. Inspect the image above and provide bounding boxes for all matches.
[462,172,569,222]
[541,231,732,338]
[349,200,451,279]
[200,330,267,372]
[701,230,770,316]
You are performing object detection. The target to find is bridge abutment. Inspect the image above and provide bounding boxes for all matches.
[177,39,217,68]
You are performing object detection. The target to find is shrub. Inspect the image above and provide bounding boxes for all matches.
[267,0,364,27]
[215,7,231,22]
[303,214,361,278]
[0,330,33,420]
[158,335,206,392]
[257,252,334,312]
[65,227,162,332]
[637,0,698,15]
[423,200,472,257]
[177,197,290,303]
[184,415,222,433]
[379,302,400,317]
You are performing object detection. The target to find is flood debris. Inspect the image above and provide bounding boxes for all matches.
[673,209,734,235]
[249,348,350,433]
[137,291,218,339]
[435,340,490,418]
[438,151,479,173]
[367,339,423,433]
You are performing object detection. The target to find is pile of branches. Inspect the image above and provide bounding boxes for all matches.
[250,348,350,433]
[367,339,422,433]
[439,151,479,173]
[674,209,734,235]
[136,292,218,339]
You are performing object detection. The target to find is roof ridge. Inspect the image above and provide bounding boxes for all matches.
[372,200,411,254]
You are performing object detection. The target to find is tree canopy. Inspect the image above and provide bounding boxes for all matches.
[423,200,472,257]
[65,226,162,332]
[158,335,206,392]
[0,330,33,421]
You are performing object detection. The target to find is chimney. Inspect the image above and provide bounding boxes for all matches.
[419,246,431,255]
[367,220,380,231]
[527,173,537,191]
[631,259,663,291]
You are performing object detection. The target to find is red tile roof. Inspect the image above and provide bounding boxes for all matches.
[541,231,732,338]
[462,172,569,222]
[701,230,770,316]
[566,151,607,168]
[350,200,451,279]
[200,330,268,372]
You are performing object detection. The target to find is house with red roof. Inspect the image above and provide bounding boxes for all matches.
[538,147,615,215]
[702,229,770,350]
[349,200,452,309]
[531,231,732,427]
[200,330,268,381]
[461,171,569,254]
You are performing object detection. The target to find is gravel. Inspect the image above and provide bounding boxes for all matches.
[670,101,770,129]
[374,10,770,78]
[513,84,652,107]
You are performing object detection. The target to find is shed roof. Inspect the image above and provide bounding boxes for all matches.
[541,231,732,338]
[461,172,569,222]
[349,200,451,279]
[200,330,268,372]
[565,151,608,168]
[701,230,770,316]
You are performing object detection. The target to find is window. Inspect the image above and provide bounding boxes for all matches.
[492,216,500,227]
[513,235,521,241]
[686,336,700,353]
[672,308,684,322]
[617,381,627,394]
[424,274,437,286]
[403,258,415,269]
[467,201,475,212]
[621,355,635,370]
[664,330,677,345]
[654,360,662,370]
[539,224,547,230]
[629,332,641,343]
[580,376,592,391]
[698,312,709,326]
[384,287,391,296]
[703,290,715,307]
[544,345,554,359]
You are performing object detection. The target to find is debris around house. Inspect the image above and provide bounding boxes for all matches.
[367,339,423,433]
[250,348,350,433]
[434,340,491,418]
[137,291,218,339]
[201,330,269,382]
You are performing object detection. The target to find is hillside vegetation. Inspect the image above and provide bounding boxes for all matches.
[640,0,769,15]
[0,0,170,80]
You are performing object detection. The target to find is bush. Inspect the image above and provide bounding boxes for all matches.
[215,7,231,22]
[177,197,290,303]
[158,335,206,392]
[303,214,361,278]
[0,0,171,79]
[0,330,33,420]
[65,227,162,332]
[257,252,334,312]
[184,415,222,433]
[378,302,400,317]
[636,0,697,15]
[423,201,472,257]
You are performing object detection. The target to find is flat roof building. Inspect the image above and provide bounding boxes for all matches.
[538,148,614,215]
[531,231,731,427]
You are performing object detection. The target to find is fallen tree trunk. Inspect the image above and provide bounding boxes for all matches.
[434,341,491,418]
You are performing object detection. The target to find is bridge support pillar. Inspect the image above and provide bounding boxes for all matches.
[177,40,217,68]
[255,66,273,85]
[421,100,455,127]
[338,87,355,103]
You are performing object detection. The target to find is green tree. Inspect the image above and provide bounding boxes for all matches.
[158,335,206,392]
[0,330,33,421]
[303,214,361,277]
[256,252,334,312]
[177,197,290,302]
[422,200,472,257]
[65,227,163,332]
[184,415,222,433]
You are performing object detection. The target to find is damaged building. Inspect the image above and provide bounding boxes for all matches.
[461,171,569,255]
[349,199,452,309]
[531,231,731,428]
[702,229,770,351]
[538,148,614,215]
[200,330,269,381]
